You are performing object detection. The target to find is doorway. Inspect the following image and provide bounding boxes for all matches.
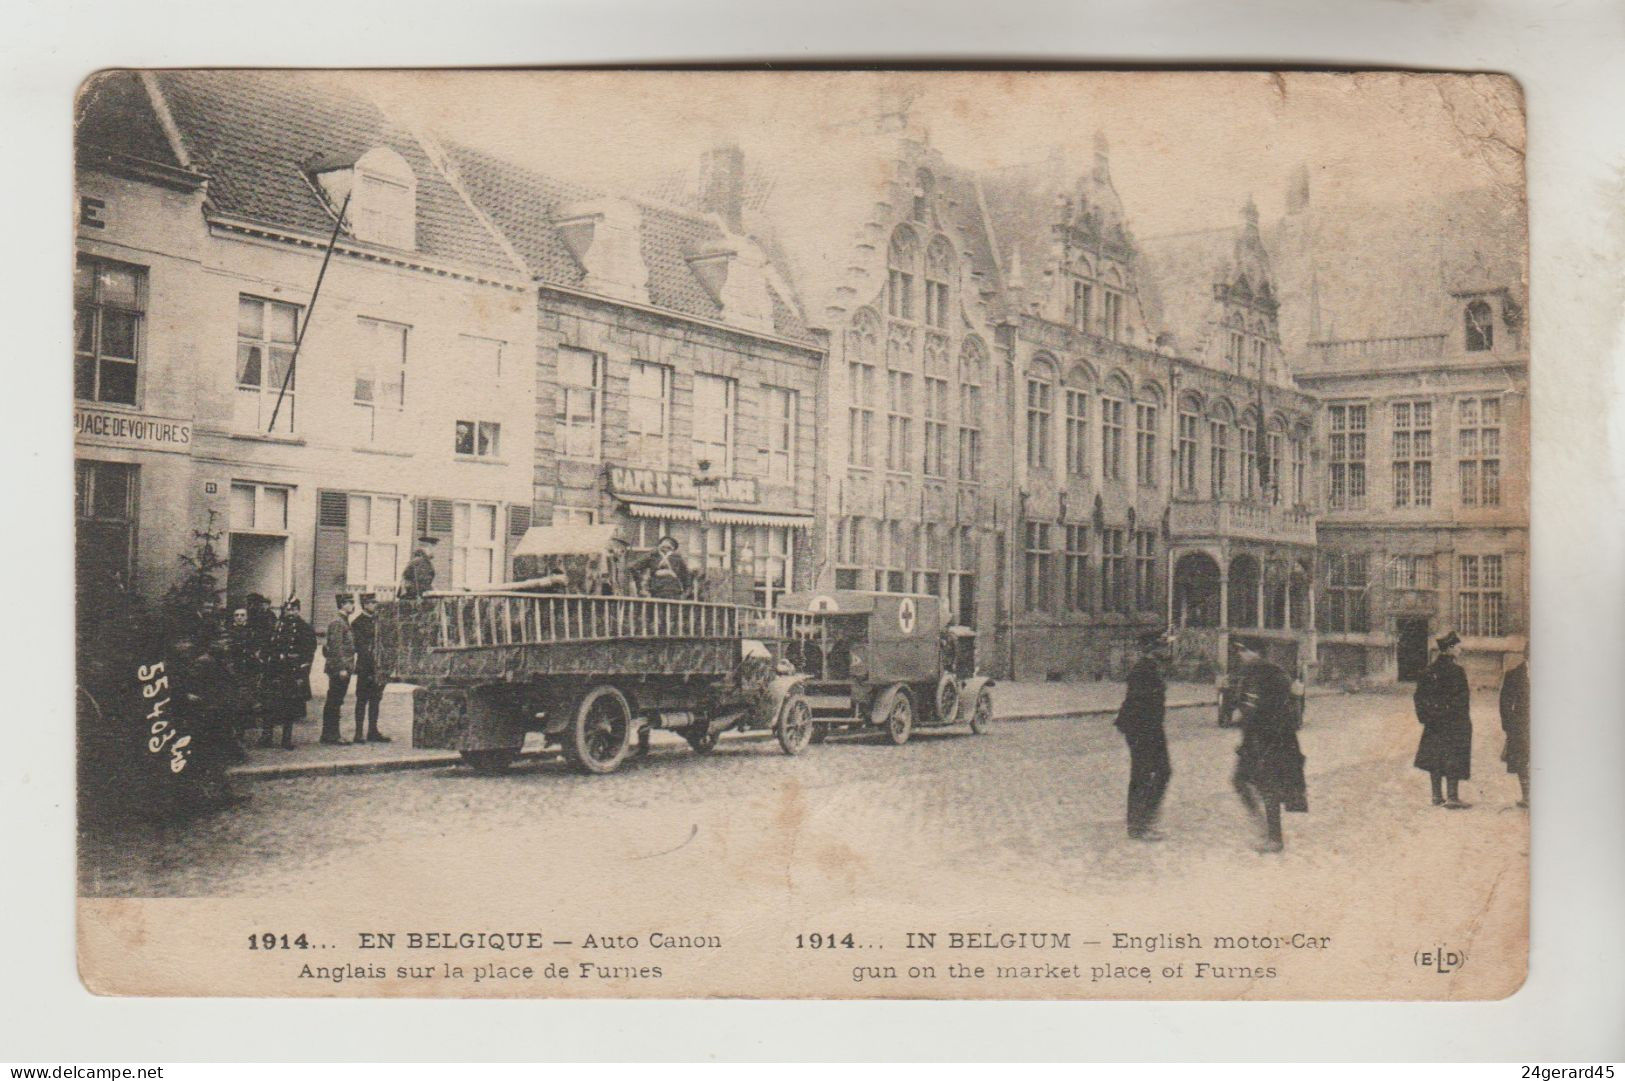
[1396,617,1430,681]
[228,532,289,607]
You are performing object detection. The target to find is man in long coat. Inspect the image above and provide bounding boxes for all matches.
[260,598,316,749]
[1115,630,1174,841]
[1414,630,1473,808]
[322,594,357,745]
[1230,637,1308,853]
[1499,646,1529,808]
[351,593,389,744]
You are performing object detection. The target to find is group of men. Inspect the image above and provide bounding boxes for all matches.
[195,593,317,752]
[1112,626,1532,854]
[319,592,389,746]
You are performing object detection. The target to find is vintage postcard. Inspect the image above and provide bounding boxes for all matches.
[73,68,1529,999]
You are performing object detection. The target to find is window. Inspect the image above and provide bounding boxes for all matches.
[556,349,602,460]
[454,420,500,458]
[345,494,404,590]
[75,460,137,591]
[1464,300,1494,353]
[460,334,504,381]
[75,256,144,405]
[1134,530,1157,611]
[622,361,670,468]
[230,482,290,532]
[912,170,933,223]
[763,385,796,484]
[1318,552,1369,633]
[886,370,913,472]
[1101,396,1125,481]
[835,516,868,590]
[235,295,300,434]
[1457,555,1505,637]
[1265,430,1283,504]
[693,374,736,474]
[1102,290,1123,341]
[1175,411,1199,493]
[354,318,408,443]
[1292,436,1306,504]
[1099,528,1127,613]
[1023,522,1052,612]
[747,526,794,609]
[1240,423,1258,501]
[881,521,913,593]
[451,500,500,589]
[350,159,416,250]
[1390,555,1437,590]
[923,377,949,477]
[1026,372,1053,470]
[1458,396,1501,508]
[887,229,917,321]
[1252,338,1268,377]
[1135,403,1158,488]
[924,238,952,330]
[1071,278,1093,331]
[1065,390,1090,477]
[1209,420,1230,499]
[1391,400,1433,508]
[1063,525,1091,612]
[952,527,978,626]
[1327,403,1368,510]
[554,506,597,528]
[847,312,880,468]
[958,342,985,482]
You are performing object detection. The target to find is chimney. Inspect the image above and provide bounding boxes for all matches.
[699,143,745,233]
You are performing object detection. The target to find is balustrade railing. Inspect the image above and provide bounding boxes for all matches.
[420,592,822,652]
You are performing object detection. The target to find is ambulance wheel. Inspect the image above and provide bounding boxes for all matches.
[881,688,914,746]
[777,696,814,756]
[460,749,516,774]
[969,687,994,735]
[935,673,960,725]
[565,685,631,775]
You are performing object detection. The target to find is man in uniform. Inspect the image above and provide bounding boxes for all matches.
[351,593,389,744]
[1115,629,1174,841]
[1230,637,1308,853]
[1499,644,1530,808]
[398,537,439,600]
[261,597,316,749]
[635,535,693,600]
[322,593,357,745]
[1414,630,1473,808]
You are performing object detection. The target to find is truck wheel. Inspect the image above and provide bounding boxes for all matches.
[935,674,960,725]
[565,685,631,775]
[686,728,720,755]
[777,696,813,756]
[969,687,994,735]
[460,749,516,774]
[881,688,914,746]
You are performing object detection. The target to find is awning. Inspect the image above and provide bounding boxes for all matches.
[620,500,813,529]
[512,523,625,557]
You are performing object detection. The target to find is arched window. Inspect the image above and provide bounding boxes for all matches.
[1063,363,1095,478]
[1101,266,1125,341]
[1465,299,1494,352]
[958,337,986,482]
[1265,416,1286,504]
[1209,398,1235,500]
[887,227,918,321]
[1176,392,1202,494]
[846,308,880,467]
[1026,356,1057,471]
[1134,384,1164,489]
[1239,408,1260,501]
[1101,373,1131,481]
[924,236,954,329]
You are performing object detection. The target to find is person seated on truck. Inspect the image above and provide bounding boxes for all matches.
[634,536,692,601]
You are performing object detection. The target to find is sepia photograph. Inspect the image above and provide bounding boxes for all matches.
[71,67,1531,1000]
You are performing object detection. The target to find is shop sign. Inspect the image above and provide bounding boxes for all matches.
[75,407,192,454]
[608,466,757,505]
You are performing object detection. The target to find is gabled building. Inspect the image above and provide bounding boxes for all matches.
[74,70,536,632]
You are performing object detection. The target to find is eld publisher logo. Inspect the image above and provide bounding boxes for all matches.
[1414,944,1467,974]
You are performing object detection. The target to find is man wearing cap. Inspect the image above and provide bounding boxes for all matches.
[351,593,389,744]
[398,538,438,600]
[261,598,316,749]
[1414,631,1473,808]
[1230,637,1308,853]
[1114,630,1174,841]
[635,536,693,601]
[321,594,357,745]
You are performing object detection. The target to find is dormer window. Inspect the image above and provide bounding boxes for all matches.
[315,147,417,251]
[1465,299,1494,352]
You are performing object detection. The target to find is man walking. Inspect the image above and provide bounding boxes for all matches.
[399,537,439,600]
[1115,629,1174,841]
[1499,644,1530,808]
[322,594,357,745]
[261,597,316,749]
[351,593,389,744]
[1230,637,1308,853]
[1414,630,1473,808]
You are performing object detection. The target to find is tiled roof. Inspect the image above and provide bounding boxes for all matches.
[446,142,815,343]
[76,71,181,171]
[149,70,519,277]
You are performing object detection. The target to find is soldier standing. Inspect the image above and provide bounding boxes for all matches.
[634,535,693,600]
[261,598,316,749]
[1499,645,1530,808]
[351,593,389,743]
[1230,637,1308,853]
[1414,630,1473,808]
[1114,630,1174,841]
[322,594,357,745]
[398,537,439,600]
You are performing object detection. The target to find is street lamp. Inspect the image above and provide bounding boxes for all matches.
[693,458,721,602]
